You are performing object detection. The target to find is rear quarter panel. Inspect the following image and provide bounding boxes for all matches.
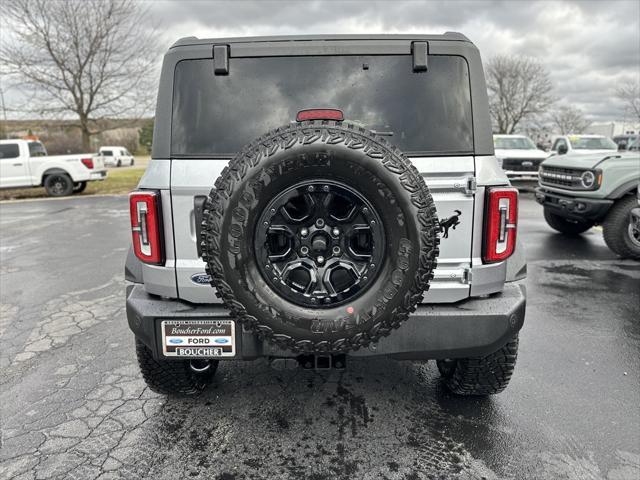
[34,155,96,183]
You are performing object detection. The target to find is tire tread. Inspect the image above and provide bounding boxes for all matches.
[602,195,640,259]
[439,336,519,396]
[135,339,217,396]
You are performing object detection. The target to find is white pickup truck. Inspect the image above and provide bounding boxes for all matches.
[0,139,106,196]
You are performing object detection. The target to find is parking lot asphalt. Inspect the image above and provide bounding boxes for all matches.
[0,193,638,480]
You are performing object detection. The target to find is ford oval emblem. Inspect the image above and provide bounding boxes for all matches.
[190,273,212,285]
[214,338,229,344]
[169,338,184,344]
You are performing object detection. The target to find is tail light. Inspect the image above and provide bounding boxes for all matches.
[483,187,518,263]
[129,191,164,265]
[296,109,344,122]
[81,157,94,169]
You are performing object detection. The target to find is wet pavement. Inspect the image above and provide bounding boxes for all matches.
[0,194,638,480]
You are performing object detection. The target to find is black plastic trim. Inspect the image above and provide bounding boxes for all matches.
[213,44,229,74]
[535,187,613,222]
[194,195,207,257]
[127,283,526,361]
[411,41,428,71]
[609,180,639,199]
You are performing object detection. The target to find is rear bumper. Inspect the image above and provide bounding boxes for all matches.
[126,282,526,361]
[74,169,107,182]
[89,170,107,181]
[535,187,612,222]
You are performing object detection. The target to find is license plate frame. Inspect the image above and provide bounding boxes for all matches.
[161,319,235,358]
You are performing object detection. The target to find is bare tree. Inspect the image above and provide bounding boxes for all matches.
[1,0,158,150]
[616,79,640,121]
[551,106,591,135]
[486,55,554,134]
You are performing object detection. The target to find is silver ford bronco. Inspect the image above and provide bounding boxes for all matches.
[125,33,526,396]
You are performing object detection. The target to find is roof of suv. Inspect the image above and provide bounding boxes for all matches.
[154,31,494,158]
[559,134,607,138]
[171,32,471,48]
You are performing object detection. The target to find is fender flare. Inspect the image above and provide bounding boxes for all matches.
[41,168,72,186]
[609,179,639,199]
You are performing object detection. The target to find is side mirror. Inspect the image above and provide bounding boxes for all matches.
[557,144,568,155]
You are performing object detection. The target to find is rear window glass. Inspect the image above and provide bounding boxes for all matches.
[172,55,473,156]
[0,144,20,159]
[102,150,113,156]
[28,142,47,157]
[568,136,617,150]
[494,137,536,150]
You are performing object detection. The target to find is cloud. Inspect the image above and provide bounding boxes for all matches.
[142,0,638,122]
[3,0,639,124]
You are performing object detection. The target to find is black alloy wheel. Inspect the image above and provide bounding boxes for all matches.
[44,174,73,197]
[255,180,385,308]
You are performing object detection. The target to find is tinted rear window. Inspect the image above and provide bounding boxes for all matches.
[0,144,20,159]
[172,55,473,156]
[28,142,47,157]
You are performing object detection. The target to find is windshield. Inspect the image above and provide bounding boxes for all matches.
[171,55,473,156]
[569,136,617,150]
[494,137,536,150]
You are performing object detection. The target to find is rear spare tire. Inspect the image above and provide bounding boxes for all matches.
[201,121,439,354]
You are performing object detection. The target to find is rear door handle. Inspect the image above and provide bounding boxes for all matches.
[13,163,23,166]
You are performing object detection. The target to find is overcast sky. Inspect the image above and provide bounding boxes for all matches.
[2,0,639,123]
[143,0,639,123]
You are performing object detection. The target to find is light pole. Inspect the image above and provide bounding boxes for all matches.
[0,84,7,139]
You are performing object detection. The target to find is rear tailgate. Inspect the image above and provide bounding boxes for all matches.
[171,156,474,304]
[93,154,105,171]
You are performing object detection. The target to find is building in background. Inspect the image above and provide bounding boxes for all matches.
[586,121,640,138]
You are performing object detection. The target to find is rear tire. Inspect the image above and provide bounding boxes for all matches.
[543,208,592,235]
[73,181,87,193]
[44,173,74,197]
[437,336,519,396]
[135,339,218,396]
[602,196,640,260]
[117,159,122,167]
